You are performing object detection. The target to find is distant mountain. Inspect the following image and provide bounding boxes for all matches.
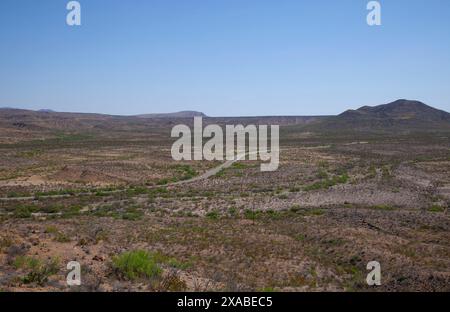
[310,99,450,133]
[339,99,450,122]
[1,100,449,139]
[37,109,56,113]
[136,111,207,118]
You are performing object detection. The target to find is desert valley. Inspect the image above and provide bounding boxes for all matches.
[0,99,449,292]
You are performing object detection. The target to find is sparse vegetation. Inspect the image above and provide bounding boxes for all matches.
[14,256,60,286]
[303,173,349,191]
[1,103,449,292]
[370,204,395,211]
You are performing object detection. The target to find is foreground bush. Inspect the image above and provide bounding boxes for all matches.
[112,250,162,280]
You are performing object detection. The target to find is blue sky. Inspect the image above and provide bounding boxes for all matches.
[0,0,449,116]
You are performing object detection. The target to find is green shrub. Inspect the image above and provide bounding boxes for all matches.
[175,164,198,180]
[367,165,377,178]
[381,166,391,179]
[62,205,82,218]
[112,250,162,280]
[40,205,62,214]
[303,174,349,191]
[120,207,144,221]
[428,205,444,213]
[17,257,59,286]
[334,173,349,184]
[7,191,29,198]
[44,226,58,234]
[126,186,149,196]
[14,205,37,218]
[265,209,282,219]
[54,232,71,243]
[244,209,261,220]
[303,182,323,191]
[13,256,40,269]
[205,210,220,220]
[309,209,324,216]
[156,178,174,185]
[45,226,71,242]
[228,207,238,217]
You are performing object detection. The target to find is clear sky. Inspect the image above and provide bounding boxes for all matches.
[1,0,449,116]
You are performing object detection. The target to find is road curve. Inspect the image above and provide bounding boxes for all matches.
[0,151,264,201]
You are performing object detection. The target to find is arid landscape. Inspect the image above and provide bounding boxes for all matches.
[0,99,449,292]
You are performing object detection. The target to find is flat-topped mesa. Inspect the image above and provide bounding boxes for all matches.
[136,111,207,118]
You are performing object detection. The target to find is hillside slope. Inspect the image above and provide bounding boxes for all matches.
[308,99,450,133]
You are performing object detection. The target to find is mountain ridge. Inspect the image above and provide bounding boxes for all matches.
[0,100,449,136]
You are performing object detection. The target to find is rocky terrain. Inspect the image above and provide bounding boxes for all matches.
[0,100,449,292]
